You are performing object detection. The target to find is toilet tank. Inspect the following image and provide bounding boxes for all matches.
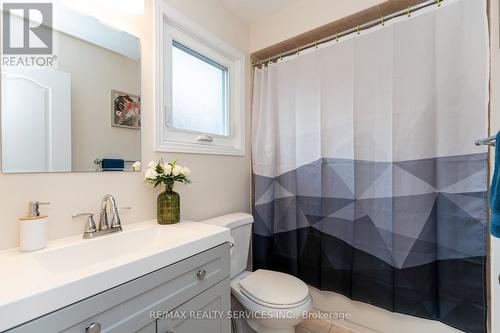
[202,213,254,278]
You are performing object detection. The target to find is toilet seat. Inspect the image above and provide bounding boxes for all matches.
[239,288,311,309]
[238,270,310,309]
[231,270,312,316]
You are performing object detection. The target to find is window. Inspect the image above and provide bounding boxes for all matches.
[156,3,246,155]
[172,41,228,136]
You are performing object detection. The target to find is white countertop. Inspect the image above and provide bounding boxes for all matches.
[0,220,231,331]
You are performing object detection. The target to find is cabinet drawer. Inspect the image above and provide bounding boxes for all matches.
[157,279,231,333]
[6,243,230,333]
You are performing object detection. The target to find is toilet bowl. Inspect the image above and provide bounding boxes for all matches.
[231,270,312,333]
[203,213,312,333]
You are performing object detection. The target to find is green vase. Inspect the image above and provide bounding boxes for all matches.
[157,183,180,225]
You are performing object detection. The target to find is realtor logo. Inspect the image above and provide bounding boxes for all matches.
[2,3,53,54]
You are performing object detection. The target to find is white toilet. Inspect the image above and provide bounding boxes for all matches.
[204,213,312,333]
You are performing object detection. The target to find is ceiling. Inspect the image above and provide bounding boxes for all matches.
[220,0,301,24]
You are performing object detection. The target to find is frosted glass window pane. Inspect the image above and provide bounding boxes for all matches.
[172,41,228,136]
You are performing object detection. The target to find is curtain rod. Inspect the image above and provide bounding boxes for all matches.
[253,0,443,67]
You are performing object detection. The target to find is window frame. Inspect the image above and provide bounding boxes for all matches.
[156,2,246,156]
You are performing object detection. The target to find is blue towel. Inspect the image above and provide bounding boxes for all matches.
[101,159,124,171]
[490,131,500,238]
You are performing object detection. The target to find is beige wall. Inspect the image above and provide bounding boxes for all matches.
[0,0,251,250]
[249,0,385,52]
[56,32,141,171]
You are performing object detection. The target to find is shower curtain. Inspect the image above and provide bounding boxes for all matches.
[251,1,489,333]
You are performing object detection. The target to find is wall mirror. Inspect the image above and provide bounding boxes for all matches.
[1,4,141,173]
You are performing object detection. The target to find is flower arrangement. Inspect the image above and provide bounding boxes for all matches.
[144,159,191,224]
[145,159,191,189]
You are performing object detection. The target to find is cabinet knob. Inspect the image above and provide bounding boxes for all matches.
[197,269,207,280]
[86,323,101,333]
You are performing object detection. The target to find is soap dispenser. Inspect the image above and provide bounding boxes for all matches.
[19,201,50,252]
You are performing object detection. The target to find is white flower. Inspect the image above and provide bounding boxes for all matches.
[147,161,156,168]
[145,167,158,180]
[172,165,183,176]
[181,166,191,176]
[132,161,141,171]
[164,163,172,175]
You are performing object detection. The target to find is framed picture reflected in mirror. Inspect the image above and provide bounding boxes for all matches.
[112,90,141,129]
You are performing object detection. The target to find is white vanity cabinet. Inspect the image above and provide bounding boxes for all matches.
[5,244,230,333]
[157,281,230,333]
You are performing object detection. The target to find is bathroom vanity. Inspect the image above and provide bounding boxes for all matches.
[0,221,231,333]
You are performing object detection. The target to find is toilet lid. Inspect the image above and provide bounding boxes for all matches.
[238,269,309,306]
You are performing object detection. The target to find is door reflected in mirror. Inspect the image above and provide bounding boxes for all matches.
[1,4,141,173]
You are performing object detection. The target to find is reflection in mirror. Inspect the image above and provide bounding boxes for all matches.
[1,4,141,173]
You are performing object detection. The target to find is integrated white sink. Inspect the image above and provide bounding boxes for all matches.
[0,219,231,331]
[33,223,195,273]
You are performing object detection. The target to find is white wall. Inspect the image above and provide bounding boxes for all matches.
[0,0,252,250]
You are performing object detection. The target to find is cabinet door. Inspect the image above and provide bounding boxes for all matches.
[136,321,156,333]
[157,280,230,333]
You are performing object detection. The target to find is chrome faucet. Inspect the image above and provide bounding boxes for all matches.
[73,194,130,239]
[99,194,122,231]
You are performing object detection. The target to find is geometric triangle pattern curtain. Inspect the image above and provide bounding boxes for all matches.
[251,1,489,332]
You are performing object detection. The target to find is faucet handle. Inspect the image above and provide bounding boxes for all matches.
[109,207,131,230]
[73,213,97,234]
[110,211,122,229]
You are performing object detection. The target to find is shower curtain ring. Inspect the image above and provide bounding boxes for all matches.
[357,26,361,35]
[296,48,300,56]
[336,33,339,43]
[381,15,385,26]
[314,41,318,49]
[436,0,442,7]
[407,6,412,17]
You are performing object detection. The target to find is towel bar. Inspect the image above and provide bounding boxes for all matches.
[94,158,136,165]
